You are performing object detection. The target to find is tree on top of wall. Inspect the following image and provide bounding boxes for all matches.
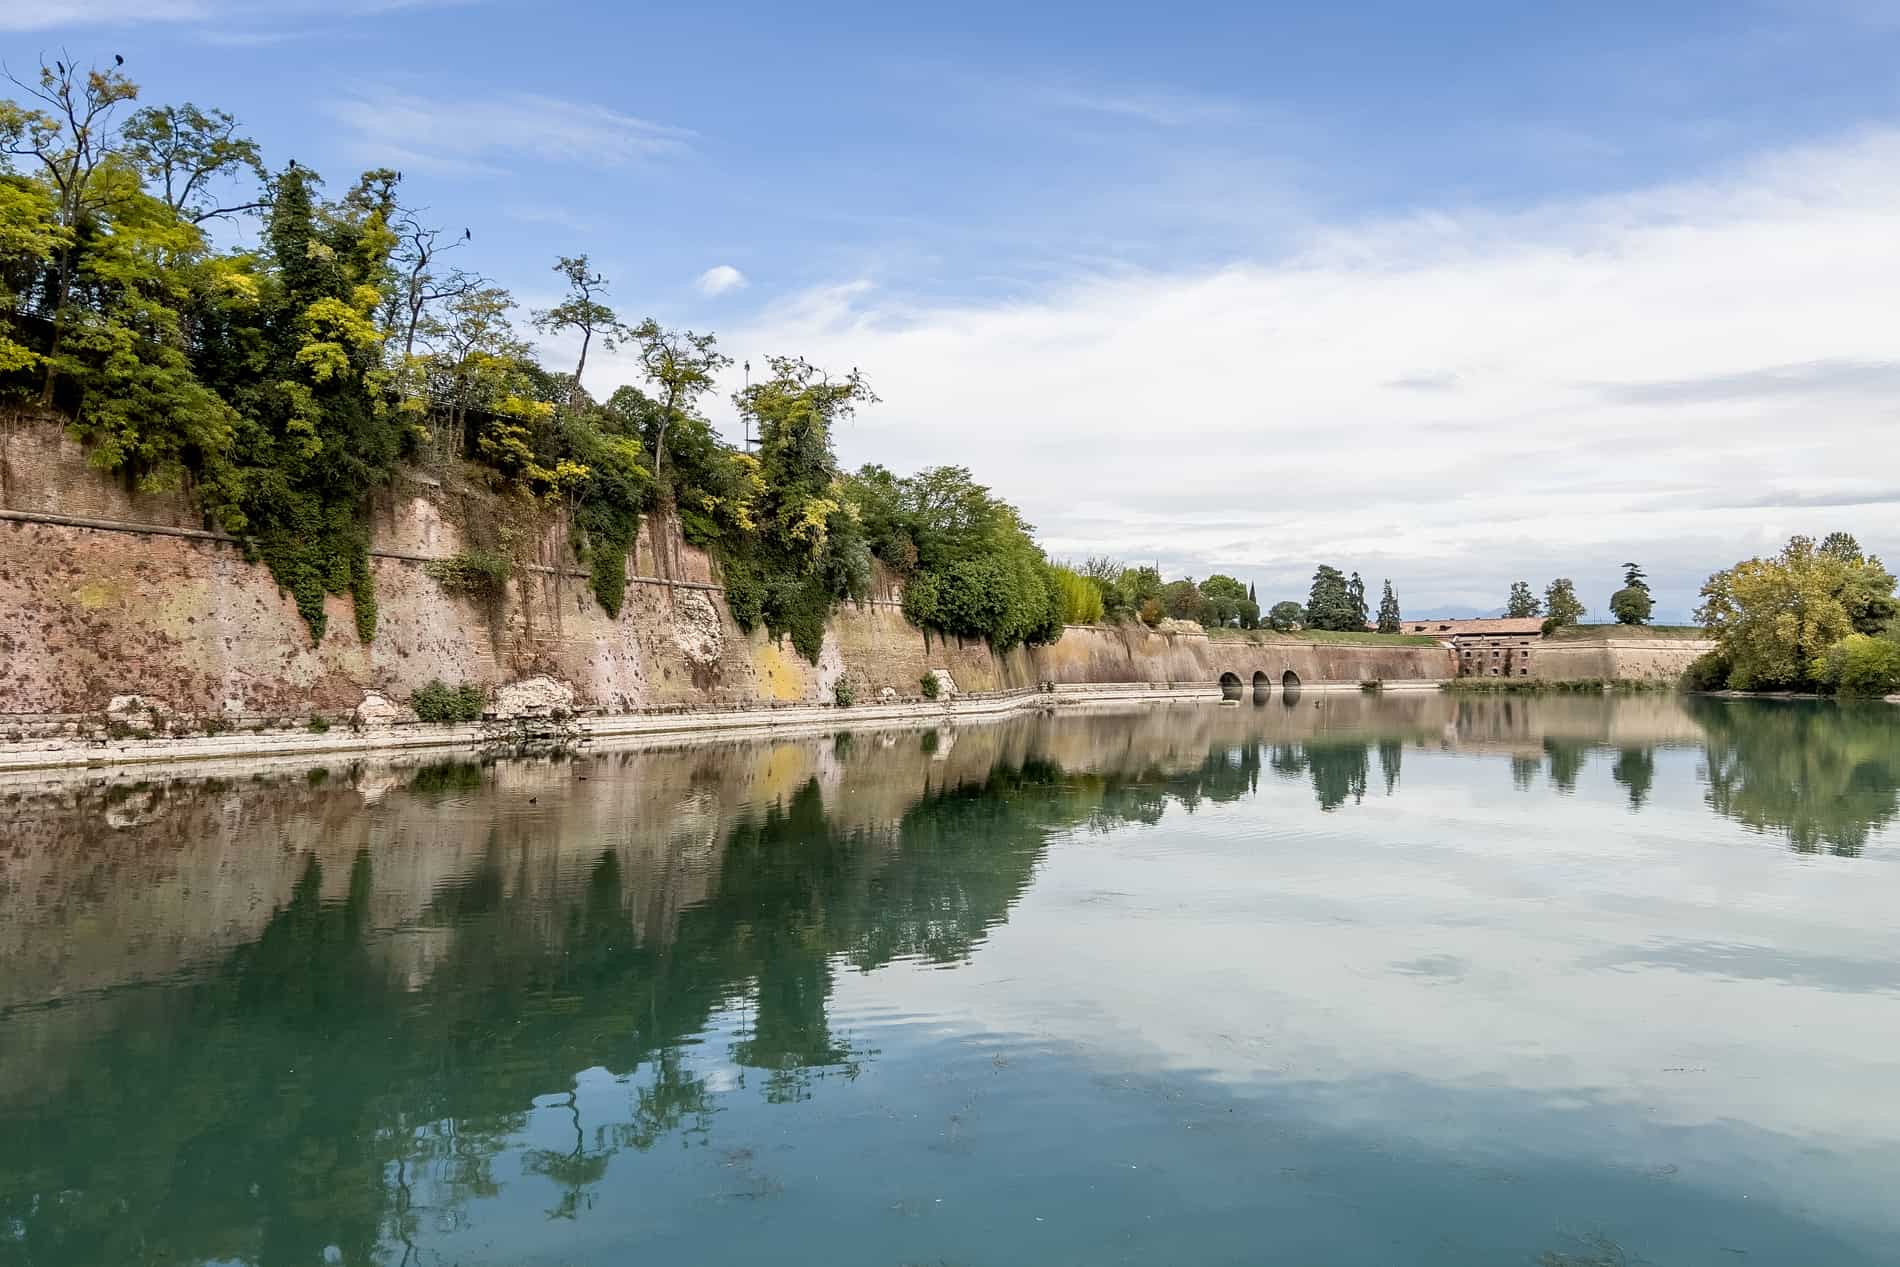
[1506,581,1541,619]
[1543,578,1585,632]
[1610,561,1653,625]
[1376,580,1402,633]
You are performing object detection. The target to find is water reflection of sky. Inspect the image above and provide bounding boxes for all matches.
[3,695,1897,1266]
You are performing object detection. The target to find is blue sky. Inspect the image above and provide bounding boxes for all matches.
[8,0,1900,618]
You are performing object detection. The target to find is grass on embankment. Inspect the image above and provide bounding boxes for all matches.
[1205,628,1442,647]
[1545,623,1707,640]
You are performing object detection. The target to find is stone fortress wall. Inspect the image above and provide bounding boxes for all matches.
[0,416,1458,726]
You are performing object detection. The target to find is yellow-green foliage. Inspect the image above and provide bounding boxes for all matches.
[1812,633,1900,697]
[1051,564,1104,625]
[0,59,1063,657]
[1699,533,1897,689]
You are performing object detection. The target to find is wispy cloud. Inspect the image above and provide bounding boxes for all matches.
[655,129,1900,616]
[325,88,692,177]
[1,0,465,31]
[1034,82,1251,128]
[0,0,207,30]
[695,264,748,298]
[1597,358,1900,405]
[501,203,594,234]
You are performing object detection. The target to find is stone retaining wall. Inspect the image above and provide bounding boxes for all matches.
[1530,637,1715,682]
[0,416,1457,726]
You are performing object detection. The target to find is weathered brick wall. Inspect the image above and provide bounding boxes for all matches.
[0,416,1456,719]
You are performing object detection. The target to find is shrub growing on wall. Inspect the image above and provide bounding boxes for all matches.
[424,550,512,601]
[412,680,485,723]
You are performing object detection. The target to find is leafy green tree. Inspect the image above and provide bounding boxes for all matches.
[1543,577,1584,628]
[1268,600,1304,632]
[533,255,625,408]
[1198,574,1254,627]
[1376,580,1402,633]
[1810,532,1900,633]
[1610,561,1652,625]
[0,174,67,376]
[1051,564,1104,625]
[1116,565,1164,624]
[1304,565,1356,631]
[57,173,244,519]
[1609,585,1653,625]
[121,101,265,223]
[1699,534,1899,689]
[630,319,728,491]
[716,356,883,659]
[1081,555,1129,622]
[1346,572,1369,629]
[1505,581,1540,618]
[1162,578,1209,624]
[1820,531,1863,562]
[1812,634,1900,697]
[1,56,141,402]
[429,284,536,454]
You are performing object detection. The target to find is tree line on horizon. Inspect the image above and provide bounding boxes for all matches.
[1058,562,1645,639]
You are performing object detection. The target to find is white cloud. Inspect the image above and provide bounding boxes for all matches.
[0,0,461,30]
[695,264,748,298]
[679,129,1900,617]
[325,88,691,177]
[0,0,206,28]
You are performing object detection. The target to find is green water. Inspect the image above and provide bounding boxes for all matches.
[3,693,1898,1266]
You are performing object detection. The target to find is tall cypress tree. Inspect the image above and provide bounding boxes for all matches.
[1347,572,1369,628]
[1376,580,1402,633]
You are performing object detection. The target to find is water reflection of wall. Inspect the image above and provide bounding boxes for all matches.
[14,691,1894,1017]
[3,695,1898,1266]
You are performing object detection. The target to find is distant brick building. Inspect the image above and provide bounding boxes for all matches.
[1396,617,1546,678]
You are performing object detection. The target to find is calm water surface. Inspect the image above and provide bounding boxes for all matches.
[3,693,1898,1266]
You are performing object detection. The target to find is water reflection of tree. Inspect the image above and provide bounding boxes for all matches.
[1378,740,1403,795]
[1269,741,1372,810]
[0,756,1072,1267]
[1690,698,1900,856]
[1610,748,1655,809]
[1544,738,1590,794]
[30,699,1885,1265]
[1511,754,1541,790]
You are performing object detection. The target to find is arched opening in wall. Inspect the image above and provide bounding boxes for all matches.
[1219,671,1243,701]
[1252,670,1271,704]
[1280,669,1303,707]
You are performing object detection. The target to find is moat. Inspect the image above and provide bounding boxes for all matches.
[3,693,1897,1266]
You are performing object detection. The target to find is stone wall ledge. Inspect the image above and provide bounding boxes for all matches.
[0,679,1440,775]
[1549,636,1717,650]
